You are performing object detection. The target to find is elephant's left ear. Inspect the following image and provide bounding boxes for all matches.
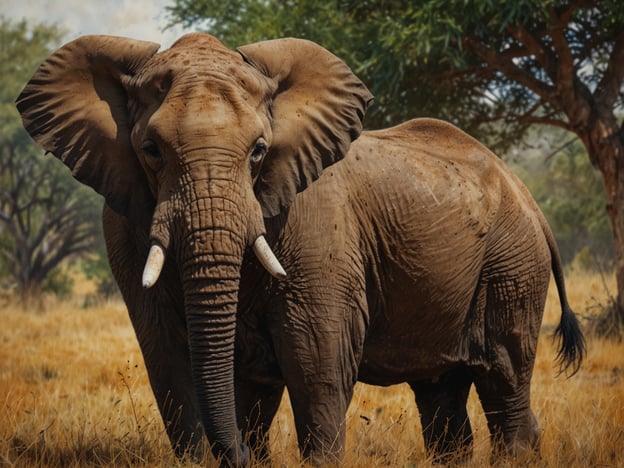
[238,39,373,217]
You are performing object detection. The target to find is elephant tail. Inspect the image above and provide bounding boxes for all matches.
[542,218,586,376]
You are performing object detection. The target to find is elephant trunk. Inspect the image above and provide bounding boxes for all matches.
[180,192,249,466]
[184,258,248,465]
[147,173,254,466]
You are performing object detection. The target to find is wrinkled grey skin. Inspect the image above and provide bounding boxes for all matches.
[16,33,584,466]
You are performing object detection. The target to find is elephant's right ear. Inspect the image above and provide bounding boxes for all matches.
[16,35,160,218]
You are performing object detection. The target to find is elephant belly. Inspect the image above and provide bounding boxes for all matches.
[358,266,476,386]
[358,340,465,386]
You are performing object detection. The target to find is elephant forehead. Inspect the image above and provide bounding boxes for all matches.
[132,44,271,113]
[157,32,239,66]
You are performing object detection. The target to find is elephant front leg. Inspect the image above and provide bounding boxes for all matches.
[235,379,284,462]
[133,319,205,460]
[149,362,205,460]
[274,307,365,464]
[104,213,205,460]
[287,376,352,464]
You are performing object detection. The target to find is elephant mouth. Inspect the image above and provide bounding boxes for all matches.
[141,235,286,288]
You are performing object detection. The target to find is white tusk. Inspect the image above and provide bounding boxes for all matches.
[253,236,287,280]
[142,244,165,288]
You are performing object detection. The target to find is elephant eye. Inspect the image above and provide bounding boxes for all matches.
[141,139,163,171]
[250,138,268,164]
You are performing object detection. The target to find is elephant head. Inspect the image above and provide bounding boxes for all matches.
[16,33,372,464]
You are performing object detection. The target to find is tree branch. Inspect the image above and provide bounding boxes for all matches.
[595,31,624,108]
[548,5,577,87]
[517,115,571,130]
[556,0,592,25]
[547,4,594,128]
[544,137,579,162]
[463,36,557,104]
[507,24,557,85]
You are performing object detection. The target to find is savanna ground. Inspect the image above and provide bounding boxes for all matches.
[1,270,622,467]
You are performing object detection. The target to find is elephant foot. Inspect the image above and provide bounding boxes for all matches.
[430,439,474,465]
[306,450,343,467]
[488,409,541,464]
[300,433,345,467]
[217,443,250,468]
[173,439,204,464]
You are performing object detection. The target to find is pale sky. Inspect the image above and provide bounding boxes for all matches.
[2,0,195,49]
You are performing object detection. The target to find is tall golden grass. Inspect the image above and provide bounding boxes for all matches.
[1,269,622,467]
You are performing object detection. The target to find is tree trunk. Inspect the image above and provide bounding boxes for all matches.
[18,281,44,311]
[581,117,624,336]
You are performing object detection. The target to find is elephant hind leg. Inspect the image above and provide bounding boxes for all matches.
[473,377,540,460]
[472,265,546,460]
[410,366,474,464]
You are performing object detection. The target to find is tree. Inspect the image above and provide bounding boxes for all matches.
[0,18,103,303]
[166,0,624,332]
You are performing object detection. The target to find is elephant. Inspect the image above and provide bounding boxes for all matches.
[16,33,585,466]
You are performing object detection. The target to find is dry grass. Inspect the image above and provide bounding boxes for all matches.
[1,270,622,467]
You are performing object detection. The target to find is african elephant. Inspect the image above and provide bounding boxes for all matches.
[16,33,584,466]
